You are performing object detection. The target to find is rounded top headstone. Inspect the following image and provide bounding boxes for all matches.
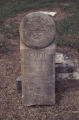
[20,12,56,49]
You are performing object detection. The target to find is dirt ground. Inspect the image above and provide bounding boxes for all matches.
[0,7,79,120]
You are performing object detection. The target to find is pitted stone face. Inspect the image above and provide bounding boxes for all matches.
[20,12,56,49]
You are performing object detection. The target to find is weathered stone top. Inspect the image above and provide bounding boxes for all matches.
[20,12,56,49]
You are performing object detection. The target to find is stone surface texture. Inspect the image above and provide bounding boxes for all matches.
[20,12,56,106]
[20,12,56,49]
[55,52,79,81]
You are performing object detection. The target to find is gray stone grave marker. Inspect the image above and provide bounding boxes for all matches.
[20,12,56,106]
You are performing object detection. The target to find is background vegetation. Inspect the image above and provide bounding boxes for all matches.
[0,0,79,51]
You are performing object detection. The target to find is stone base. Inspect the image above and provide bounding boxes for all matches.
[20,42,56,106]
[55,52,79,80]
[16,76,22,93]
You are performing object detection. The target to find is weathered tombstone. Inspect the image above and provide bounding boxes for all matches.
[20,12,56,106]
